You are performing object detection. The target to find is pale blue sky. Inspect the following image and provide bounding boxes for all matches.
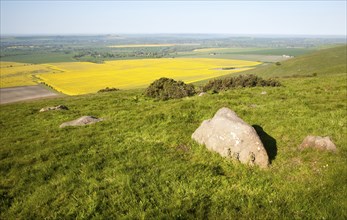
[1,1,346,36]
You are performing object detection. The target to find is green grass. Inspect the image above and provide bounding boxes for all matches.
[193,45,346,87]
[1,72,346,219]
[1,45,347,219]
[242,45,347,77]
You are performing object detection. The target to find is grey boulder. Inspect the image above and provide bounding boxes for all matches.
[40,105,68,112]
[299,136,337,152]
[60,116,103,128]
[192,107,269,168]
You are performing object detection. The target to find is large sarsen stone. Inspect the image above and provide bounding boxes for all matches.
[192,107,269,168]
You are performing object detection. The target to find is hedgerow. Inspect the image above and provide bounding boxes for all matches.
[202,74,281,92]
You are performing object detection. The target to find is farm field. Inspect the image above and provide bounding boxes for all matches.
[1,35,328,64]
[177,47,317,62]
[108,44,177,48]
[179,54,292,62]
[32,58,260,95]
[0,62,60,88]
[192,47,316,56]
[193,47,264,53]
[108,43,201,48]
[0,52,77,64]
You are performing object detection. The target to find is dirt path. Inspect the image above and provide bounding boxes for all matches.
[0,85,60,104]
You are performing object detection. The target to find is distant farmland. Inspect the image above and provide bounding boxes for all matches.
[108,43,200,48]
[1,58,260,95]
[108,44,177,48]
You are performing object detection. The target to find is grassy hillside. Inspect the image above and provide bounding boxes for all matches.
[243,45,346,77]
[193,45,346,87]
[1,46,346,219]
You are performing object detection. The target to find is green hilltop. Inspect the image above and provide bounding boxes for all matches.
[1,45,346,219]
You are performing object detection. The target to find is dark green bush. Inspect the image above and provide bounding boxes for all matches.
[144,78,196,100]
[98,87,120,93]
[202,74,281,92]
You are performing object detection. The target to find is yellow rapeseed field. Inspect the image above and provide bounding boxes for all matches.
[0,61,57,88]
[37,58,260,95]
[0,59,260,94]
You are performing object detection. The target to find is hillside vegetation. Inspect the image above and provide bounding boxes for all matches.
[0,46,346,219]
[244,45,346,77]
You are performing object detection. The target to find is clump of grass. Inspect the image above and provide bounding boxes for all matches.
[144,77,196,100]
[202,74,281,92]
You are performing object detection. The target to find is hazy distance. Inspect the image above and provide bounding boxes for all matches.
[1,1,346,36]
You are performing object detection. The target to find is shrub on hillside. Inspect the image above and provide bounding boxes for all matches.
[98,87,120,93]
[144,78,196,100]
[202,74,281,92]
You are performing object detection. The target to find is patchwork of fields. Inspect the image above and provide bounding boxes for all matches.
[0,58,260,95]
[108,44,177,48]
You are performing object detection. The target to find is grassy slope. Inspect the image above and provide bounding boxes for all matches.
[243,45,347,77]
[194,45,346,86]
[1,46,347,219]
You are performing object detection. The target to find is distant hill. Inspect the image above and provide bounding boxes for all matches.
[243,45,346,78]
